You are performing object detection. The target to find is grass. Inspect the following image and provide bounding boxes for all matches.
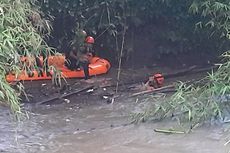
[0,0,52,115]
[132,51,230,128]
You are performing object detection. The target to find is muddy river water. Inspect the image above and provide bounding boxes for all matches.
[1,68,230,153]
[1,96,230,153]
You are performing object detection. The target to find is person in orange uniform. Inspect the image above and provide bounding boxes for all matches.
[144,73,164,90]
[65,33,95,80]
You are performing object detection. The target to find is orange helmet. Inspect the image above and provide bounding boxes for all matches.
[85,36,95,44]
[153,73,164,87]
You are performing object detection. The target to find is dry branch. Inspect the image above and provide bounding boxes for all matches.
[154,129,185,134]
[37,85,94,105]
[130,84,175,97]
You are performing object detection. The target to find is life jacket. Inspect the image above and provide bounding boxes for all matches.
[77,44,94,62]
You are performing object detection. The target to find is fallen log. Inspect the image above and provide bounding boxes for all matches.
[163,65,197,79]
[130,77,204,97]
[130,84,175,97]
[154,128,185,134]
[37,85,94,105]
[189,66,217,74]
[100,65,215,89]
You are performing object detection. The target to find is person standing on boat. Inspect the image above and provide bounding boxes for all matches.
[65,30,95,80]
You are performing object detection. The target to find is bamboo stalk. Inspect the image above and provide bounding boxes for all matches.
[36,85,94,105]
[154,128,185,134]
[115,23,127,93]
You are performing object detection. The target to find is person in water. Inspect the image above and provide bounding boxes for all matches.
[65,30,95,80]
[144,73,164,90]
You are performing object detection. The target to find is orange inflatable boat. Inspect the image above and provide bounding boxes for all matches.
[6,55,111,82]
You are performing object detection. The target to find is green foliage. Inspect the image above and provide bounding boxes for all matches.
[38,0,229,63]
[40,0,130,57]
[0,0,52,113]
[133,1,230,128]
[189,1,230,38]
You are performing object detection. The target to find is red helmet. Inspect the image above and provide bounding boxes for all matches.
[85,36,95,44]
[153,73,164,87]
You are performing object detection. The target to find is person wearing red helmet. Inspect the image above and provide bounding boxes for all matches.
[65,31,95,80]
[82,36,95,57]
[85,36,95,44]
[144,73,164,90]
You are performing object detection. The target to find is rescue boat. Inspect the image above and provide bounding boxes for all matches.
[6,55,111,82]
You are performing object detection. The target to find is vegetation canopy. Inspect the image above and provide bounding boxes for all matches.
[0,0,52,114]
[39,0,230,63]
